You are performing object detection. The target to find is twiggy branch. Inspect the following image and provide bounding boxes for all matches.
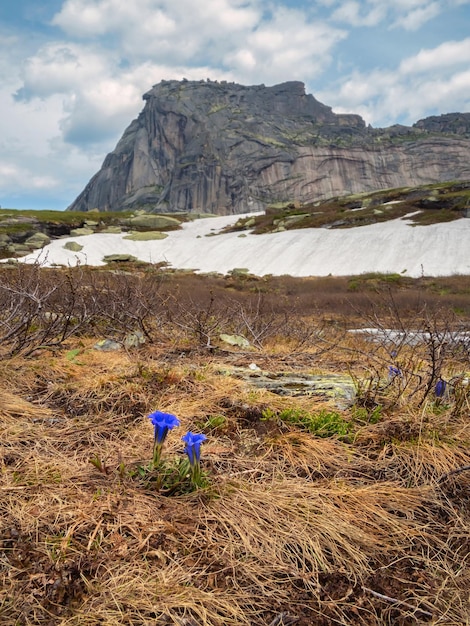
[437,464,470,484]
[363,587,433,618]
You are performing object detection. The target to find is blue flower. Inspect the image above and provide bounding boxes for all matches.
[148,411,180,444]
[435,379,447,398]
[182,431,207,467]
[148,411,180,467]
[388,365,402,379]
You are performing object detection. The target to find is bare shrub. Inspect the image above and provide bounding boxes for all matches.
[0,263,168,356]
[341,292,470,408]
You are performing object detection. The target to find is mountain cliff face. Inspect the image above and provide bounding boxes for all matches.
[67,80,470,215]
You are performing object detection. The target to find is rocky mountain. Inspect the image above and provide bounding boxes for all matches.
[67,79,470,215]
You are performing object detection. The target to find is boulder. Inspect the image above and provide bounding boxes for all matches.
[70,227,94,237]
[25,232,50,249]
[103,254,138,263]
[63,241,84,252]
[124,215,180,230]
[93,339,122,351]
[222,367,356,409]
[100,226,122,233]
[219,334,251,348]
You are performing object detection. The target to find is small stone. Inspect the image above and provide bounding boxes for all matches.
[124,331,146,348]
[220,333,251,347]
[93,339,122,351]
[100,226,122,234]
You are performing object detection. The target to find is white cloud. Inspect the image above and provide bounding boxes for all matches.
[318,37,470,126]
[400,37,470,73]
[392,1,441,30]
[15,43,113,100]
[0,161,60,194]
[12,1,346,154]
[225,7,346,83]
[331,1,386,26]
[52,0,261,63]
[327,0,462,30]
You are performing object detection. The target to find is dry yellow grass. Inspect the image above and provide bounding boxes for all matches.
[1,271,470,625]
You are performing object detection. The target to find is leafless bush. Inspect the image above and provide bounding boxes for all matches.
[165,289,237,347]
[342,292,470,408]
[0,263,168,356]
[0,264,93,356]
[75,268,168,341]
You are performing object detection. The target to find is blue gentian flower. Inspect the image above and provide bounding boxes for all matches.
[182,431,207,467]
[435,379,447,398]
[149,411,180,444]
[182,431,207,489]
[148,411,180,466]
[388,365,402,379]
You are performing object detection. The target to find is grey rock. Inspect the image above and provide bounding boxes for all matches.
[93,339,122,351]
[224,367,356,409]
[67,80,470,216]
[103,254,138,263]
[124,331,146,348]
[101,225,122,233]
[219,333,251,347]
[123,230,168,240]
[25,232,51,249]
[7,243,31,256]
[229,268,250,276]
[283,213,310,225]
[70,227,94,237]
[124,214,181,230]
[63,241,84,252]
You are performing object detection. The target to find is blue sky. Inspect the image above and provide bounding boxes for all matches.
[1,0,469,211]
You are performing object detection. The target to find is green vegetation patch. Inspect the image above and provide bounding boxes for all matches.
[263,407,353,439]
[225,179,470,235]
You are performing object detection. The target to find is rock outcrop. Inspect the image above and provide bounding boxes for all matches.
[67,80,470,215]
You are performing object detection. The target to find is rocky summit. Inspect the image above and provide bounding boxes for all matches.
[67,79,470,215]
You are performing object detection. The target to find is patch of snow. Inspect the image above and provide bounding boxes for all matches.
[349,328,470,347]
[12,212,470,278]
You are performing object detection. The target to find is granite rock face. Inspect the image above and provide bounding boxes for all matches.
[67,80,470,215]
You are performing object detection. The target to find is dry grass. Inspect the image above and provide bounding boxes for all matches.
[1,270,470,625]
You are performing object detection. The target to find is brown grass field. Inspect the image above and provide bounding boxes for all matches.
[1,264,469,625]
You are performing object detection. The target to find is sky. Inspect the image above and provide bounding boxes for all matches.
[1,0,470,211]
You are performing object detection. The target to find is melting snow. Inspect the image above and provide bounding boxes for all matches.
[15,213,470,278]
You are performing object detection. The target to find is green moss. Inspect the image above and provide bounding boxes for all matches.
[409,210,461,226]
[263,407,352,439]
[0,223,35,235]
[0,208,135,226]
